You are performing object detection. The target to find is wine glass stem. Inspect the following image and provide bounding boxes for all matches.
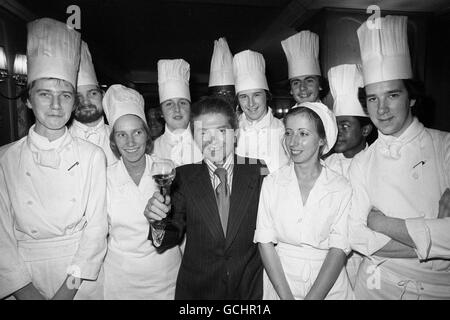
[160,186,168,203]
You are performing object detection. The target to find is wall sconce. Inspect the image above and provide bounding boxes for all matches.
[0,46,27,100]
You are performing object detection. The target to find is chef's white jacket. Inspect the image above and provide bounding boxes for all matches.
[69,118,117,166]
[254,161,353,299]
[0,126,108,299]
[348,118,450,294]
[236,108,289,173]
[152,124,202,167]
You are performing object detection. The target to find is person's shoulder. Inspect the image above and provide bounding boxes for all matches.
[323,165,351,192]
[271,115,285,128]
[235,155,265,166]
[174,160,203,178]
[72,136,106,164]
[72,135,101,150]
[426,127,450,143]
[351,141,377,167]
[0,137,26,164]
[106,157,122,176]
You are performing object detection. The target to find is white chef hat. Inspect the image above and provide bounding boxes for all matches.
[357,15,412,86]
[233,50,268,93]
[281,30,321,79]
[208,37,234,87]
[103,84,146,128]
[328,64,367,117]
[158,59,190,103]
[291,102,337,154]
[77,41,98,87]
[27,18,81,87]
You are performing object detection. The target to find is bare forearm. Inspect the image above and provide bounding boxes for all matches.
[13,282,45,300]
[51,276,81,300]
[370,215,415,248]
[373,239,417,258]
[305,248,346,300]
[258,243,294,300]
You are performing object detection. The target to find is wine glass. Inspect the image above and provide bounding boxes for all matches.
[150,159,176,244]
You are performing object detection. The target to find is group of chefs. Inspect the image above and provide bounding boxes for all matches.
[0,13,449,300]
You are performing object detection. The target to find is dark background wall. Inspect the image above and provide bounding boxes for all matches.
[0,1,449,146]
[0,6,26,146]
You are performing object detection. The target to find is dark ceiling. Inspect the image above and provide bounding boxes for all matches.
[9,0,450,105]
[16,0,291,99]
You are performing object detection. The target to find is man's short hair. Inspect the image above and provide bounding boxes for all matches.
[288,75,330,100]
[358,78,425,113]
[21,77,77,105]
[234,89,272,115]
[190,96,238,131]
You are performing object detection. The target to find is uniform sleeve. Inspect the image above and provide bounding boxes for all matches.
[71,149,108,280]
[0,161,32,298]
[328,185,352,254]
[348,157,391,256]
[405,134,450,260]
[253,176,277,244]
[405,218,450,260]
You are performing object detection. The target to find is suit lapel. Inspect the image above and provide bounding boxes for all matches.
[189,161,226,243]
[225,157,258,249]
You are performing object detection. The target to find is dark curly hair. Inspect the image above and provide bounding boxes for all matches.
[357,79,425,114]
[190,95,238,132]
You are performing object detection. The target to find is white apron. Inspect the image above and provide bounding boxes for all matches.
[354,258,450,300]
[263,243,354,300]
[17,232,102,299]
[103,155,181,299]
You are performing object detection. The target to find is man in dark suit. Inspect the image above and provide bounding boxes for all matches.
[145,96,267,299]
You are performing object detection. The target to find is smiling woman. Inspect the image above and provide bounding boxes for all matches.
[110,115,153,166]
[254,102,354,300]
[100,84,182,299]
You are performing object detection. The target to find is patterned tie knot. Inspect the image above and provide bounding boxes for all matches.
[214,167,227,184]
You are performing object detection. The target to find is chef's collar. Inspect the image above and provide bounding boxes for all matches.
[164,123,192,140]
[239,107,274,130]
[72,118,105,132]
[29,125,69,150]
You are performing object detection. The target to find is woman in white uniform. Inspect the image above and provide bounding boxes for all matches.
[101,84,181,299]
[254,102,353,300]
[233,50,289,173]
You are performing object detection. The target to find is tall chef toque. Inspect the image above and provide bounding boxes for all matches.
[27,17,81,87]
